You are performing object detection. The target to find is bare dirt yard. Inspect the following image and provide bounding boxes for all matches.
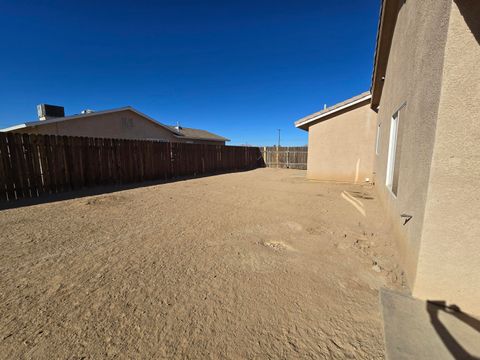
[0,168,406,359]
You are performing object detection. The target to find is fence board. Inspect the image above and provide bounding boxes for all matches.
[36,135,49,195]
[21,134,36,197]
[7,134,26,199]
[0,138,7,201]
[0,134,14,200]
[43,136,56,193]
[58,136,69,192]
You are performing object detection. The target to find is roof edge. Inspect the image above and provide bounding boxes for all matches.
[294,93,371,130]
[0,123,28,132]
[371,0,401,110]
[173,134,230,142]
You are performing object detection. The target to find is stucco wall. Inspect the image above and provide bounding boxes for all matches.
[373,0,452,285]
[306,101,376,183]
[15,110,178,141]
[412,0,480,315]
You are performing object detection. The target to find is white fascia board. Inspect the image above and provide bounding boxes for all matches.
[295,94,372,128]
[0,124,28,132]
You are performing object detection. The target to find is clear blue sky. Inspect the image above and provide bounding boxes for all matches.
[0,0,380,146]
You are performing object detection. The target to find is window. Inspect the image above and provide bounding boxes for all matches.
[375,123,381,155]
[122,118,134,129]
[386,110,402,196]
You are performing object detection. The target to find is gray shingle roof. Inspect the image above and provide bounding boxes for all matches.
[167,126,229,142]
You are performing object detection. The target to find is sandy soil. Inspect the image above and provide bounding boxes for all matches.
[0,168,406,359]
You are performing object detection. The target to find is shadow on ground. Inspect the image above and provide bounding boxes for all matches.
[0,169,259,211]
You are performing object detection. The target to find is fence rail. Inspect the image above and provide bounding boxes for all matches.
[261,146,308,169]
[0,133,263,202]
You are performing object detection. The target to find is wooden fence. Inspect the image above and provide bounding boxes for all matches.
[261,146,308,169]
[0,133,263,202]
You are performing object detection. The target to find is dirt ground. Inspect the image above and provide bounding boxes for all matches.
[0,168,406,359]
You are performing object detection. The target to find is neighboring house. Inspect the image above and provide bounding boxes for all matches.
[372,0,479,315]
[295,91,377,184]
[0,105,229,145]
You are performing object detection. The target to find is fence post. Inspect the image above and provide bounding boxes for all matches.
[276,146,279,168]
[286,147,289,169]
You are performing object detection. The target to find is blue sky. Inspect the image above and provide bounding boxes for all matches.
[0,0,380,146]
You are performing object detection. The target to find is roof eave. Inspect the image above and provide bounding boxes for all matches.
[0,123,28,132]
[173,135,230,142]
[294,94,372,130]
[371,0,401,111]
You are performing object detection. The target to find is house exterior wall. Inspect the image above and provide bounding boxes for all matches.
[411,0,480,315]
[374,0,452,287]
[374,0,480,315]
[306,101,376,183]
[12,109,225,145]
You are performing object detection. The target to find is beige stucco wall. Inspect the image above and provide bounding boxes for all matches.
[375,0,480,315]
[373,0,452,286]
[13,109,225,145]
[306,101,376,183]
[412,0,480,315]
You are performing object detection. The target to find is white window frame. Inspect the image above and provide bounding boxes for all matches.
[375,123,381,155]
[386,111,399,195]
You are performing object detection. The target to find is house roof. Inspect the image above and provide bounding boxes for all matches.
[0,106,229,142]
[167,126,230,142]
[294,91,372,130]
[370,0,402,110]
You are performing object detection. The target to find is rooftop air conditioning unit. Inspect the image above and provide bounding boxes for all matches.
[37,104,65,121]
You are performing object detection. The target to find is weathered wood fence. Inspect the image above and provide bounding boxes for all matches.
[0,133,263,202]
[261,146,307,170]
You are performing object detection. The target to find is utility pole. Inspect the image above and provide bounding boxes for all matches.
[277,129,281,148]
